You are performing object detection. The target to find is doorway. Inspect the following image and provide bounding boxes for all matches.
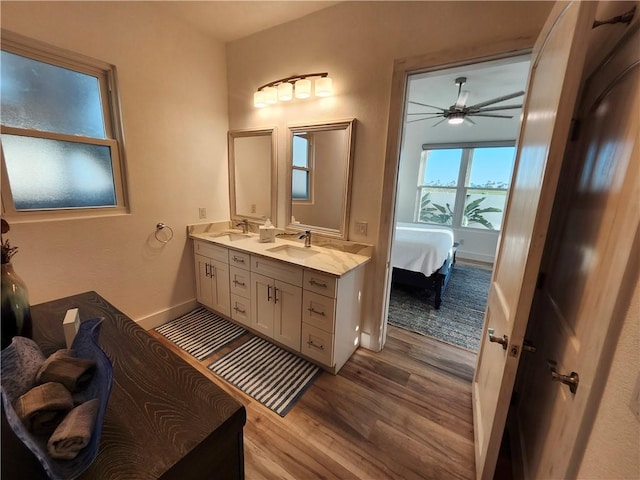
[385,53,530,355]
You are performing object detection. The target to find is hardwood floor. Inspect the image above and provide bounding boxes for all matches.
[149,325,477,479]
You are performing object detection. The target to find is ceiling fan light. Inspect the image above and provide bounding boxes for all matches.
[448,113,465,125]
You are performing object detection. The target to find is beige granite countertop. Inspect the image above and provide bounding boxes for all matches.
[188,223,371,277]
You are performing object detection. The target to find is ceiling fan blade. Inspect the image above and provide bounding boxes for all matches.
[468,113,514,119]
[455,90,469,108]
[406,115,444,124]
[472,104,523,113]
[464,117,476,125]
[407,112,441,116]
[467,91,525,110]
[431,118,448,127]
[409,100,446,111]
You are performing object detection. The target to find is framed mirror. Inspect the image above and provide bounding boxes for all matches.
[228,128,277,223]
[286,119,356,239]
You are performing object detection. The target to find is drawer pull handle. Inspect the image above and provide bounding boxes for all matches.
[308,307,326,316]
[267,285,272,302]
[233,280,245,287]
[234,306,246,314]
[307,340,325,351]
[232,256,245,263]
[274,287,279,304]
[205,263,211,278]
[309,279,328,288]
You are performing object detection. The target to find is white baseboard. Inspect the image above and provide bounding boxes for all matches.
[136,298,199,330]
[457,251,495,265]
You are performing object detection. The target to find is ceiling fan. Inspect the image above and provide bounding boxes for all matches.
[407,76,524,127]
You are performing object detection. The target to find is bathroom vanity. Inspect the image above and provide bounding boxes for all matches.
[189,225,370,374]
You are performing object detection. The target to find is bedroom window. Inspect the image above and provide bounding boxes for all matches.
[291,133,313,202]
[416,144,515,230]
[0,32,128,219]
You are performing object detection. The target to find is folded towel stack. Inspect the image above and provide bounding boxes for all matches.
[14,382,74,435]
[48,398,100,460]
[36,349,97,393]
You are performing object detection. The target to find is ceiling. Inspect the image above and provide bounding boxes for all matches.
[405,54,532,145]
[150,1,340,43]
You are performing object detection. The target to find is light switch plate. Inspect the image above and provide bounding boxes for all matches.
[199,207,207,219]
[356,221,368,236]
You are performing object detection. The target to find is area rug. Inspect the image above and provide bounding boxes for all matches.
[388,263,491,351]
[154,308,246,360]
[209,335,322,417]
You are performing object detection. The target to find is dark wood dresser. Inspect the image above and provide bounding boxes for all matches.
[1,291,246,479]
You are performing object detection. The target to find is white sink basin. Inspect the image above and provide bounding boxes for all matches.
[266,244,319,259]
[206,231,252,242]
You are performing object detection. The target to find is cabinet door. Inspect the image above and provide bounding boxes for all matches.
[210,258,230,317]
[194,254,215,309]
[251,272,274,337]
[273,280,302,352]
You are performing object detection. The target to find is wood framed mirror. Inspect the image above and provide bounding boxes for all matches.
[228,127,277,223]
[285,119,356,239]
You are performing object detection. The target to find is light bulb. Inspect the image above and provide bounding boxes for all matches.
[263,86,278,104]
[278,82,293,101]
[295,79,312,99]
[447,113,465,125]
[254,91,267,108]
[314,76,333,97]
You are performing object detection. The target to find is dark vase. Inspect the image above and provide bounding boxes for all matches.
[1,262,32,349]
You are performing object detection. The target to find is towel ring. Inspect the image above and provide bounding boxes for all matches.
[155,223,174,243]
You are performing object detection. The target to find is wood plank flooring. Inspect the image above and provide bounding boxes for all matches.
[149,325,477,479]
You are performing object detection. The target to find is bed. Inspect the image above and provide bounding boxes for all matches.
[390,223,457,309]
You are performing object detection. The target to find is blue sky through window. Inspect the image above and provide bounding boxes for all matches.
[422,149,462,186]
[468,147,515,188]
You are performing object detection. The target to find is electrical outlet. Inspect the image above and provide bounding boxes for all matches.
[198,207,207,219]
[356,221,368,236]
[459,238,464,245]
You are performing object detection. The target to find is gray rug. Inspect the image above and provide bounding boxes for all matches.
[155,308,246,360]
[209,335,321,416]
[388,263,491,351]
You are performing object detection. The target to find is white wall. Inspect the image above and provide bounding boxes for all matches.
[1,1,230,326]
[226,1,552,336]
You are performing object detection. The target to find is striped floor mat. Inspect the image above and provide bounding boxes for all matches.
[155,308,246,360]
[209,336,322,417]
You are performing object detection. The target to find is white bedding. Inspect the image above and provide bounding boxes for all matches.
[391,223,455,277]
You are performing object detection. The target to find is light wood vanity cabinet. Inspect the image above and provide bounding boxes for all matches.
[194,241,231,317]
[192,237,367,374]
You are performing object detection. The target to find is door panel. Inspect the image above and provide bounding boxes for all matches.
[516,17,639,477]
[472,3,597,478]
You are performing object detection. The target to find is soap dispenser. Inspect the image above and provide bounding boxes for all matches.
[259,219,276,243]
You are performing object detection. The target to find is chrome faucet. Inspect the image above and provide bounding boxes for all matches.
[299,230,312,248]
[235,219,249,234]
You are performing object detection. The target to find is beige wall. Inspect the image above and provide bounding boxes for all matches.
[577,278,640,479]
[1,1,230,326]
[226,1,552,340]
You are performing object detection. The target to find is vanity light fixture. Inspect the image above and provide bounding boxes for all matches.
[254,72,333,107]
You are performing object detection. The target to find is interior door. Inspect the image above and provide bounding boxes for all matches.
[515,15,639,478]
[472,2,597,479]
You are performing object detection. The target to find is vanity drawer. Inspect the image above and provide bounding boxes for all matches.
[301,323,334,367]
[251,255,303,287]
[303,291,336,333]
[230,294,251,327]
[303,270,337,298]
[228,250,250,270]
[194,240,228,263]
[230,267,251,298]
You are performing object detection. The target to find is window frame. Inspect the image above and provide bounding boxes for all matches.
[415,141,515,231]
[0,30,129,221]
[291,132,314,204]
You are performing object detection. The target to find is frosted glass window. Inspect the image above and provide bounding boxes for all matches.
[1,51,105,138]
[292,170,310,200]
[292,134,311,201]
[1,33,127,217]
[2,135,116,210]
